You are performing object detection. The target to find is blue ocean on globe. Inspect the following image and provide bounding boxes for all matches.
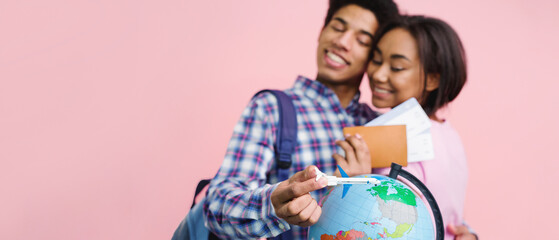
[308,174,435,240]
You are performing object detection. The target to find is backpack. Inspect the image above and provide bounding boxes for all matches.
[172,89,297,240]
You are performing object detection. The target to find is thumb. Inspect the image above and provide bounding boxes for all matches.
[289,165,320,183]
[276,168,327,203]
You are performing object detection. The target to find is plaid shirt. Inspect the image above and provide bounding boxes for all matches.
[204,76,376,239]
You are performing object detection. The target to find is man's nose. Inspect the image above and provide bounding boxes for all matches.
[334,31,353,51]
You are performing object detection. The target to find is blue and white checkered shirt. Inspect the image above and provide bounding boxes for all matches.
[204,76,376,239]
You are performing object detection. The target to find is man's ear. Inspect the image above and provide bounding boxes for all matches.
[426,73,440,92]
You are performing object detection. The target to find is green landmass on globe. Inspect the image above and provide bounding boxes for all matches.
[368,180,417,206]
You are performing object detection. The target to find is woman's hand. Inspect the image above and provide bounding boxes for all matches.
[332,134,371,177]
[448,224,479,240]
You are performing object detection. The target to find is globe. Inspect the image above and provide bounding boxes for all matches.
[308,174,437,240]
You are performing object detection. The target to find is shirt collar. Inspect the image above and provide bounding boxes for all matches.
[293,75,363,115]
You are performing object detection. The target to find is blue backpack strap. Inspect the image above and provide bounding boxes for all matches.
[254,89,297,181]
[253,89,297,240]
[191,179,211,208]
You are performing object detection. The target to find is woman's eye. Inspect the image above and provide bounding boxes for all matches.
[391,67,404,72]
[371,59,382,65]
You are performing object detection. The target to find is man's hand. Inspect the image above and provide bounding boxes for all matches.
[271,165,328,227]
[448,224,478,240]
[333,134,371,177]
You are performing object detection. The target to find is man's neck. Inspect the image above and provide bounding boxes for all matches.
[316,77,361,109]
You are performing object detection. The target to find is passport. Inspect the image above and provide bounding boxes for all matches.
[343,125,408,168]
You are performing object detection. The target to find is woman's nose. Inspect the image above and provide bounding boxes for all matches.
[370,64,388,83]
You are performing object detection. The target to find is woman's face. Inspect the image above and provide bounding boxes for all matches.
[367,28,438,109]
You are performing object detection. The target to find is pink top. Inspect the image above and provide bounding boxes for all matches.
[372,120,468,239]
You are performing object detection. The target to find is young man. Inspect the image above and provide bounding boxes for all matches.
[203,1,400,239]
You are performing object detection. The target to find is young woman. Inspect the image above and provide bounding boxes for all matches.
[336,15,477,239]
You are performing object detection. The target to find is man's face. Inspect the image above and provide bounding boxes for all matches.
[316,4,378,86]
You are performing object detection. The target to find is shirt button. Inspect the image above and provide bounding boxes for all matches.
[338,113,344,120]
[279,223,285,230]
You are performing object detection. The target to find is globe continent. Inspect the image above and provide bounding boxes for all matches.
[308,175,435,240]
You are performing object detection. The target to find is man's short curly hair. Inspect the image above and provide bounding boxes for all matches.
[323,0,400,29]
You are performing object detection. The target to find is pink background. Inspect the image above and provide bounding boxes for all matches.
[1,0,558,239]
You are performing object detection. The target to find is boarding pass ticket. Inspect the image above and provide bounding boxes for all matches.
[365,98,434,162]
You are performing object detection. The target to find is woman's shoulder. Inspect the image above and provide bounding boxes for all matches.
[431,119,466,154]
[431,119,459,135]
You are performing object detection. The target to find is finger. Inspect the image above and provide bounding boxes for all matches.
[464,234,478,240]
[278,194,313,220]
[455,232,477,240]
[332,153,349,171]
[454,225,469,235]
[296,201,322,228]
[344,135,370,168]
[447,224,468,235]
[283,197,317,225]
[345,134,369,156]
[336,140,357,165]
[275,173,327,203]
[303,203,323,227]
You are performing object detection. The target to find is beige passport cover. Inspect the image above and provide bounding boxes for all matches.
[343,125,407,168]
